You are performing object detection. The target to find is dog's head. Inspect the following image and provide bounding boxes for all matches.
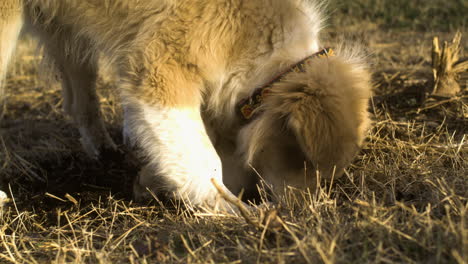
[237,49,372,195]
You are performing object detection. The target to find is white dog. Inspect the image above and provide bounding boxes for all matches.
[0,0,372,210]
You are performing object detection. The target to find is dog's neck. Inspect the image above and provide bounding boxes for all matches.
[236,47,334,122]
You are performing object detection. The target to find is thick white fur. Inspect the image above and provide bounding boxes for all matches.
[0,0,372,209]
[133,104,223,201]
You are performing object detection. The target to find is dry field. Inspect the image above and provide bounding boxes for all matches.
[0,1,467,263]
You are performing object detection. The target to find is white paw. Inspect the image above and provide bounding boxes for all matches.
[79,129,118,159]
[0,190,8,207]
[80,137,100,159]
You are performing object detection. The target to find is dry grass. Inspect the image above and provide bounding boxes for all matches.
[0,1,467,263]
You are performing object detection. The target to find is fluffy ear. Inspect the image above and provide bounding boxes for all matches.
[260,51,372,178]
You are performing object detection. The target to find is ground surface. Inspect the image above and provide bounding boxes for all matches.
[0,1,467,263]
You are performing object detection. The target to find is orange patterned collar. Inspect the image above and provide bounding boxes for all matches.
[237,47,334,121]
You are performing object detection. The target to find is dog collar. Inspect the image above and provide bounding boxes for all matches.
[237,47,334,121]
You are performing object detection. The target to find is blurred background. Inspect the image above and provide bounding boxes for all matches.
[329,0,466,31]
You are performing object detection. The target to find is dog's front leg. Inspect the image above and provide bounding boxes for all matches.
[127,101,236,211]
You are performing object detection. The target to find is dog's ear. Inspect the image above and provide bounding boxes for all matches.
[262,55,372,178]
[284,91,359,178]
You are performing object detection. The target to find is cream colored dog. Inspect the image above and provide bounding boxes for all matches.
[0,0,372,210]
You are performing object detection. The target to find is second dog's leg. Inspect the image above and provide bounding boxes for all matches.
[30,17,117,158]
[64,60,117,157]
[41,36,116,158]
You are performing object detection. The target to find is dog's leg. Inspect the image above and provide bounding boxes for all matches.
[126,99,237,210]
[0,1,23,118]
[66,61,117,158]
[40,34,116,158]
